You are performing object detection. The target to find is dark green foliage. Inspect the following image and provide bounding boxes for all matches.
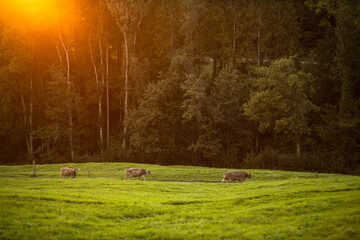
[207,65,253,165]
[244,57,317,135]
[244,57,318,155]
[126,53,192,164]
[244,148,331,173]
[34,65,79,162]
[315,104,360,174]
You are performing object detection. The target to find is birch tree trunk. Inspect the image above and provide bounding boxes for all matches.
[105,0,147,150]
[29,71,35,175]
[58,29,74,162]
[98,38,105,154]
[106,29,110,147]
[276,5,281,58]
[20,95,30,155]
[89,29,106,154]
[232,0,236,53]
[170,0,173,51]
[257,1,261,67]
[255,1,262,152]
[122,29,129,150]
[29,73,34,157]
[21,92,35,175]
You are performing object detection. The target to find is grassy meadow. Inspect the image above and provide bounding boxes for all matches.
[0,162,359,239]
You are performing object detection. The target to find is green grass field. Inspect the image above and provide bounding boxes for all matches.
[0,162,359,239]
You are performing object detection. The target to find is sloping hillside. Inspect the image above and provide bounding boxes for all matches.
[0,163,359,239]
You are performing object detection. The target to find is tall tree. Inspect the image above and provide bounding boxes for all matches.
[57,27,75,161]
[211,65,253,164]
[106,0,149,150]
[127,53,192,164]
[182,73,216,164]
[244,57,318,155]
[182,65,253,166]
[306,0,360,172]
[0,24,37,170]
[89,2,109,154]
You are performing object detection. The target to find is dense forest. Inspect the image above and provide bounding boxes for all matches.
[0,0,359,174]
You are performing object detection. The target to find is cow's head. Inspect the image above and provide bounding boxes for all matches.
[73,168,79,174]
[247,172,253,179]
[146,169,151,175]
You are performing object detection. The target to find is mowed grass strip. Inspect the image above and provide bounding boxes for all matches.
[0,163,359,240]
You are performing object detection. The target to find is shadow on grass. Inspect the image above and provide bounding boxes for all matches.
[3,195,105,205]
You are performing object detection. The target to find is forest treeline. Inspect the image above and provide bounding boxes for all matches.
[0,0,359,174]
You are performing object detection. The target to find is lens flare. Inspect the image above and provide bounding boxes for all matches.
[0,0,73,30]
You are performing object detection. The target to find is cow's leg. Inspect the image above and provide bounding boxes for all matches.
[222,177,229,183]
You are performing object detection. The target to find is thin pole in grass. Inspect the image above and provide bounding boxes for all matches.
[30,158,37,177]
[33,160,36,176]
[193,169,200,182]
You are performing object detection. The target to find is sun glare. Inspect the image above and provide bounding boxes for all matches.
[1,0,73,30]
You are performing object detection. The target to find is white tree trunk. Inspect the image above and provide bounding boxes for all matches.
[98,38,105,154]
[257,1,262,67]
[170,0,173,51]
[255,1,262,152]
[106,29,110,147]
[89,32,105,154]
[29,72,34,157]
[99,97,104,154]
[105,1,146,150]
[276,5,281,58]
[58,29,74,161]
[21,95,30,155]
[20,82,34,166]
[232,0,236,53]
[122,30,129,150]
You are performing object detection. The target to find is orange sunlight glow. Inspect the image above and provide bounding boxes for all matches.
[1,0,74,30]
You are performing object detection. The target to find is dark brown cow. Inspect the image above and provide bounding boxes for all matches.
[124,168,151,180]
[60,167,79,178]
[222,170,252,183]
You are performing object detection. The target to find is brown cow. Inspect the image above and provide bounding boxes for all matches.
[222,170,252,183]
[124,168,151,180]
[60,167,79,178]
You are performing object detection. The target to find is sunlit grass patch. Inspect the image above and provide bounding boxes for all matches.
[0,163,359,239]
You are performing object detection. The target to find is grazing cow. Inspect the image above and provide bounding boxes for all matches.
[60,167,79,178]
[222,170,252,183]
[124,168,151,180]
